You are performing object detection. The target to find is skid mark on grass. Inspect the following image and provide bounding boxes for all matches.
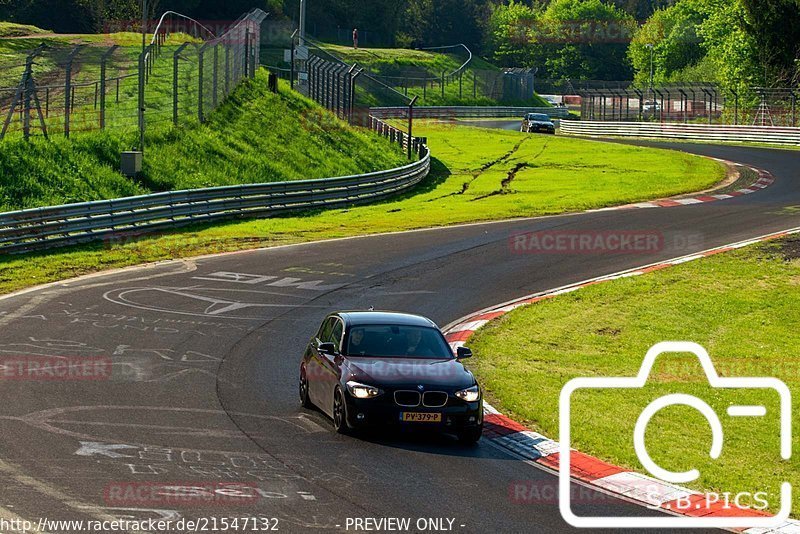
[426,137,530,202]
[472,140,550,202]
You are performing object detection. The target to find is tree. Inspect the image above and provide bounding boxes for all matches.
[628,0,771,90]
[486,0,540,66]
[739,0,800,85]
[628,0,708,86]
[488,0,636,79]
[399,0,488,50]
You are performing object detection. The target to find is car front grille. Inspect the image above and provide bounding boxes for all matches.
[394,390,421,407]
[422,391,448,407]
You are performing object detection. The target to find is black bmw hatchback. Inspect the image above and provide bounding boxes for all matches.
[299,311,483,443]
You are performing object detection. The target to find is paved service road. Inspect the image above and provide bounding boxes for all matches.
[0,137,797,533]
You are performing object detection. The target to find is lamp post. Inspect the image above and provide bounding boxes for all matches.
[299,0,306,45]
[645,43,654,97]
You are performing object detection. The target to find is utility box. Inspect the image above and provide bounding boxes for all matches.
[121,151,143,177]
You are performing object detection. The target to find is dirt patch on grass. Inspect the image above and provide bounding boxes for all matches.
[776,236,800,261]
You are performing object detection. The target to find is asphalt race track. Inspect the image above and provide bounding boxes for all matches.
[0,132,797,533]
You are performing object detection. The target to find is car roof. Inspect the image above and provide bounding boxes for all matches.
[336,311,438,328]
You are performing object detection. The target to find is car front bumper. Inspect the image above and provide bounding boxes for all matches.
[343,394,483,432]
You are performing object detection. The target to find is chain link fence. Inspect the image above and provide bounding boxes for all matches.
[263,36,540,107]
[0,9,267,142]
[535,79,799,126]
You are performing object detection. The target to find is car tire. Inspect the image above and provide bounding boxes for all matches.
[299,370,313,409]
[457,426,483,445]
[332,388,350,435]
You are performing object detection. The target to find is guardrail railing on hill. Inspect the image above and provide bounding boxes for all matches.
[0,117,429,255]
[370,106,570,120]
[559,120,800,145]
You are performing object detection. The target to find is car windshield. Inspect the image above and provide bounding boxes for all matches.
[528,113,550,121]
[345,325,453,359]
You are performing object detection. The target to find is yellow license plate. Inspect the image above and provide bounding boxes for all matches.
[401,412,442,423]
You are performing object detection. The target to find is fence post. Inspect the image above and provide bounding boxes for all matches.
[198,44,208,123]
[212,42,219,109]
[138,49,146,150]
[22,62,32,140]
[64,45,83,138]
[244,28,251,79]
[100,45,118,130]
[173,42,190,126]
[225,44,231,96]
[290,30,297,90]
[407,95,418,160]
[441,71,445,99]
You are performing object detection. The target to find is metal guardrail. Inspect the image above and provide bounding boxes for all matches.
[370,106,570,119]
[559,120,800,145]
[0,117,430,255]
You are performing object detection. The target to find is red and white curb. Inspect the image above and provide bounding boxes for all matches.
[589,160,774,212]
[444,226,800,532]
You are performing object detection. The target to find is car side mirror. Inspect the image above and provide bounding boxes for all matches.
[318,342,337,355]
[457,347,473,360]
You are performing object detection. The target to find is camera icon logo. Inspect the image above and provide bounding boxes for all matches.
[558,341,792,529]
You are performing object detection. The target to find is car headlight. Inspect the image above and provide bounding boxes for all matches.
[455,385,480,402]
[346,381,382,399]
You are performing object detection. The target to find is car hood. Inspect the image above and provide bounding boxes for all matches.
[345,357,475,388]
[529,120,554,126]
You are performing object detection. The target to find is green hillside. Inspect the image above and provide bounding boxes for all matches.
[0,22,48,37]
[0,72,407,212]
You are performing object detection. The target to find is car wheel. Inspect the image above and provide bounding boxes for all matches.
[299,371,313,409]
[332,388,350,434]
[457,426,483,445]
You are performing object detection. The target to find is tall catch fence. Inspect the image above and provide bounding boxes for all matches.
[536,79,799,126]
[267,37,540,106]
[0,9,267,141]
[296,40,427,160]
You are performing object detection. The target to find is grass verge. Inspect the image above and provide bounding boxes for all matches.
[0,74,406,211]
[0,22,48,37]
[468,237,800,515]
[0,123,723,295]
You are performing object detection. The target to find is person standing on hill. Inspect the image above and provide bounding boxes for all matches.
[352,28,359,49]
